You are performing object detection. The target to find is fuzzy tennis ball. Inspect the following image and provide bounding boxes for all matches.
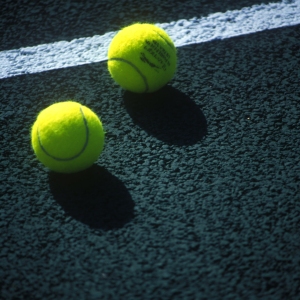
[108,23,177,93]
[31,101,105,174]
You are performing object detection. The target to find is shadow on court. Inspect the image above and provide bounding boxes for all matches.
[48,165,135,230]
[123,86,207,146]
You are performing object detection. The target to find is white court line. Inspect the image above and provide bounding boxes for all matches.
[0,0,299,79]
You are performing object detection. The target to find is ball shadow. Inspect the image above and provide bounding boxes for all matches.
[48,165,135,230]
[123,85,207,146]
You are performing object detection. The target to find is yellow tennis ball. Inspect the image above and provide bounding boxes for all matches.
[31,101,105,174]
[108,23,177,93]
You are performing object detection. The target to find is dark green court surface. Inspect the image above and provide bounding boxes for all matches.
[1,1,300,299]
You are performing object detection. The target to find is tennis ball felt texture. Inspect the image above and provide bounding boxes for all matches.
[108,23,177,93]
[31,101,105,174]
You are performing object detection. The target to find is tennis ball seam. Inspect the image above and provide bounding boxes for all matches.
[108,24,177,93]
[37,106,89,161]
[108,57,149,93]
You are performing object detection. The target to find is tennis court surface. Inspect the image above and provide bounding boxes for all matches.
[1,0,300,299]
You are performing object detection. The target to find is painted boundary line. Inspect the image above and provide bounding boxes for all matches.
[0,0,299,79]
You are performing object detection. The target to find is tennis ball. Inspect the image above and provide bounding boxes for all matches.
[108,23,177,93]
[31,101,105,173]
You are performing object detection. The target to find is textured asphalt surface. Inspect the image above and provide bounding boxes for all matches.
[1,0,300,299]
